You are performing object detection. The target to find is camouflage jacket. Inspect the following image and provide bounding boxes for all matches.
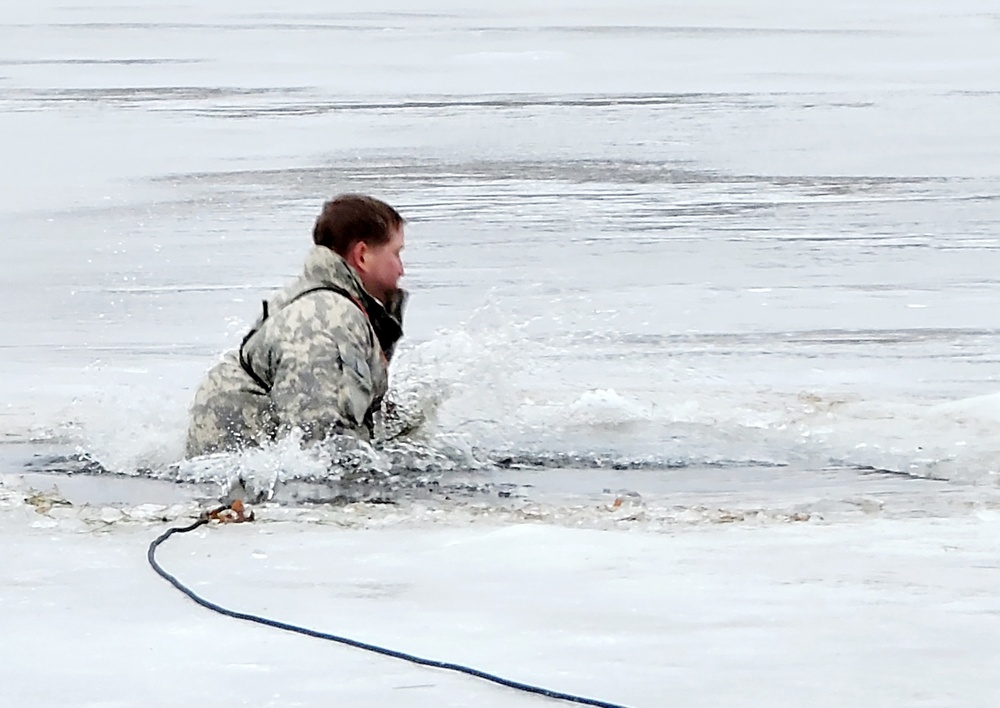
[185,246,404,457]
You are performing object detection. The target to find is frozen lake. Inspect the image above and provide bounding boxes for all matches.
[2,3,1000,705]
[3,1,999,493]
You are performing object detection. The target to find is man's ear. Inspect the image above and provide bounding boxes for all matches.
[346,240,368,272]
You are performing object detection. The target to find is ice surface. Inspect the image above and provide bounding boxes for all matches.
[3,0,1000,705]
[3,477,1000,707]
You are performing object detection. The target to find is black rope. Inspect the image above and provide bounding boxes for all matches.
[147,517,630,708]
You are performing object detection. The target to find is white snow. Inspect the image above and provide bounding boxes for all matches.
[3,479,1000,707]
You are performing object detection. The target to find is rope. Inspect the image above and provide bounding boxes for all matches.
[147,514,630,708]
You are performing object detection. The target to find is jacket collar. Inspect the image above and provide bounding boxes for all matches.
[301,245,368,301]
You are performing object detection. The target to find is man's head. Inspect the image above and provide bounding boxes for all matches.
[313,194,406,302]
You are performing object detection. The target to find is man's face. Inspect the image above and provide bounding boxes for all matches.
[358,225,405,302]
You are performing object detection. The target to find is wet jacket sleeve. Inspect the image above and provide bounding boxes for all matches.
[267,292,376,441]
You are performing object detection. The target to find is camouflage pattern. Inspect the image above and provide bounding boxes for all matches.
[185,246,403,457]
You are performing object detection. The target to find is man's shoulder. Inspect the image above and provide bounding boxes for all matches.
[274,288,372,339]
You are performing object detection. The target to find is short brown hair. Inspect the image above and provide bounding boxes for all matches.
[312,194,404,256]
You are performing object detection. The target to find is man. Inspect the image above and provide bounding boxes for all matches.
[186,194,407,458]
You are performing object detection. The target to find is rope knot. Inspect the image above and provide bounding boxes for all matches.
[204,499,255,524]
